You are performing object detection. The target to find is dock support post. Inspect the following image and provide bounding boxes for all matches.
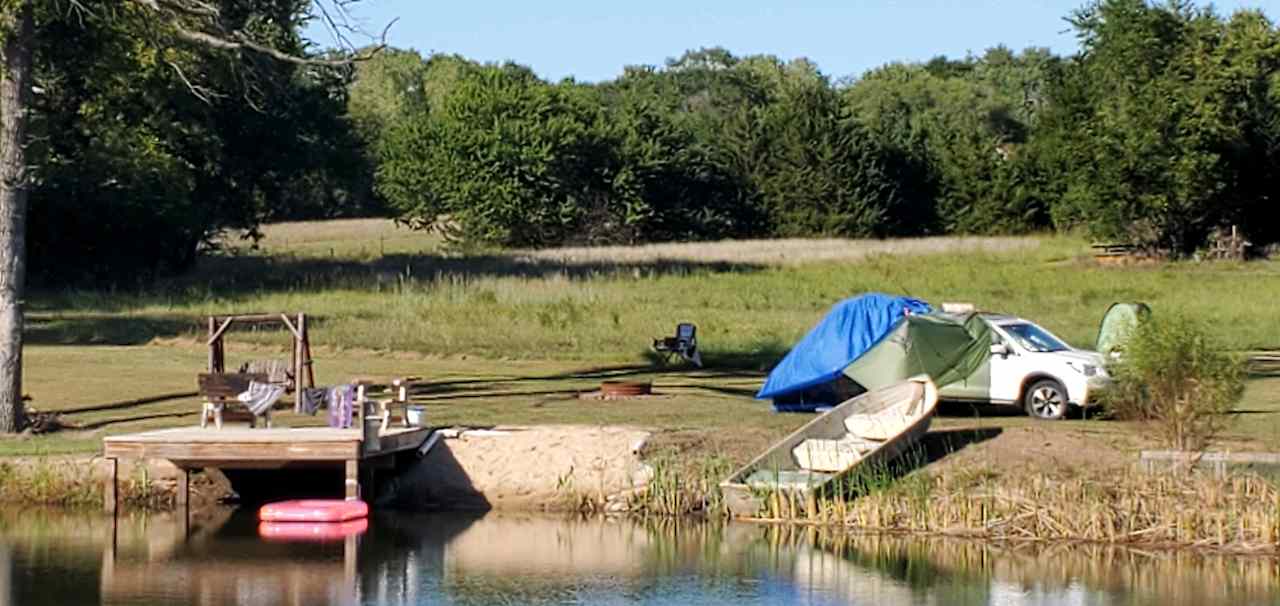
[343,531,358,602]
[176,468,190,535]
[345,460,359,500]
[104,458,118,514]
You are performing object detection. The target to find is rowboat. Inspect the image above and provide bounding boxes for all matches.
[720,377,939,517]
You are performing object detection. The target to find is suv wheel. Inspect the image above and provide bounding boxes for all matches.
[1024,379,1068,420]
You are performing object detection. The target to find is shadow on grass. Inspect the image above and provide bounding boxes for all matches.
[1247,366,1280,379]
[917,427,1004,464]
[936,401,1027,419]
[27,313,200,346]
[28,310,350,347]
[32,252,765,310]
[818,427,1003,503]
[404,342,783,401]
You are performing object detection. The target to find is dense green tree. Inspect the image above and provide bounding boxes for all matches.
[23,4,373,283]
[376,62,616,246]
[0,0,385,431]
[842,50,1060,234]
[1040,0,1280,252]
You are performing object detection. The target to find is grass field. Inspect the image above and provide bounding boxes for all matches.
[13,219,1280,463]
[29,220,1280,361]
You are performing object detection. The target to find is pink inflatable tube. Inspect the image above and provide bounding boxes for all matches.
[258,518,369,541]
[258,499,369,523]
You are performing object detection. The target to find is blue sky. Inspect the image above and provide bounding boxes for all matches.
[310,1,1278,82]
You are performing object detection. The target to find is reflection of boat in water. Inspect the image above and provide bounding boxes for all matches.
[721,378,939,517]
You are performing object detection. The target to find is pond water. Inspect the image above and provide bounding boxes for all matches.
[0,507,1275,605]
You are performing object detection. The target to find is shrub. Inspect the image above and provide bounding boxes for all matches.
[1102,316,1245,451]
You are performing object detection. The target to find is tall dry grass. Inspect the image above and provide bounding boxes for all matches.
[748,465,1280,552]
[517,235,1042,266]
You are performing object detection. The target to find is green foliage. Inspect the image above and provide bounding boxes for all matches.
[376,62,616,246]
[1038,0,1280,253]
[843,49,1060,235]
[23,2,377,285]
[374,50,916,247]
[21,0,1280,282]
[1102,316,1246,451]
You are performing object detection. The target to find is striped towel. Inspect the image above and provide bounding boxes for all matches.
[237,381,286,416]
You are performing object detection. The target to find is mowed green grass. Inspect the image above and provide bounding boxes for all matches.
[12,219,1280,458]
[16,343,1279,459]
[14,344,802,459]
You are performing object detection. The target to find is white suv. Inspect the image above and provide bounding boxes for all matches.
[938,314,1111,420]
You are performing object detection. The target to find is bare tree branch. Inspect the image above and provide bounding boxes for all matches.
[167,25,385,66]
[165,59,221,103]
[133,0,221,19]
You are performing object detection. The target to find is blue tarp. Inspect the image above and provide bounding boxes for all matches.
[756,293,931,401]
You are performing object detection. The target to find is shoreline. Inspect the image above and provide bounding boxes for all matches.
[2,448,1275,556]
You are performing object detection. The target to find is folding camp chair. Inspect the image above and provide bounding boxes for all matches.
[652,323,702,367]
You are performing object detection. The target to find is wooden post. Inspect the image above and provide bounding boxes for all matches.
[207,317,216,373]
[300,313,313,389]
[104,458,118,514]
[294,313,304,412]
[176,467,190,532]
[343,531,358,603]
[344,459,359,500]
[302,331,315,389]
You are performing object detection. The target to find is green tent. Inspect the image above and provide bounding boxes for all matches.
[1095,302,1151,357]
[843,313,993,391]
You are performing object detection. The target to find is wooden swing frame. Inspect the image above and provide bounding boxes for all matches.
[206,313,316,412]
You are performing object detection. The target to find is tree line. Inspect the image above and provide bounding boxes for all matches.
[365,0,1280,256]
[24,0,1280,285]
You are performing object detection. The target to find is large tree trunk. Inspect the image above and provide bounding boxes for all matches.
[0,3,33,433]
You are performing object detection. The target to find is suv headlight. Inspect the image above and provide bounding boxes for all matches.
[1067,361,1099,377]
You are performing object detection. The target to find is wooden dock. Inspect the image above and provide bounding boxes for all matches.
[102,426,431,512]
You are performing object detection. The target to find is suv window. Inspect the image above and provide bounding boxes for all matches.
[1001,322,1069,353]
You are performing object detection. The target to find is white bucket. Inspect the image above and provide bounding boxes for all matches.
[406,406,425,427]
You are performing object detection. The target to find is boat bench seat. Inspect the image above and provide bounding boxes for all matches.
[843,415,909,441]
[793,437,880,472]
[745,469,834,490]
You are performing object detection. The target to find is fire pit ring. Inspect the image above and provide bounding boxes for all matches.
[599,381,653,398]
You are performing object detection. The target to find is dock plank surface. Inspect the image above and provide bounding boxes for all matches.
[103,426,430,463]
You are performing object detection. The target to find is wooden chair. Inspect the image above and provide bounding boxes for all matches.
[198,373,270,429]
[351,376,422,433]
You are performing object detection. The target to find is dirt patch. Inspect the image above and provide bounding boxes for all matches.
[640,426,793,477]
[394,425,653,510]
[926,424,1139,478]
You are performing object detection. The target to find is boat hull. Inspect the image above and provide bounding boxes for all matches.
[721,378,939,518]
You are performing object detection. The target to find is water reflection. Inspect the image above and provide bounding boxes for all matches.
[0,508,1274,605]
